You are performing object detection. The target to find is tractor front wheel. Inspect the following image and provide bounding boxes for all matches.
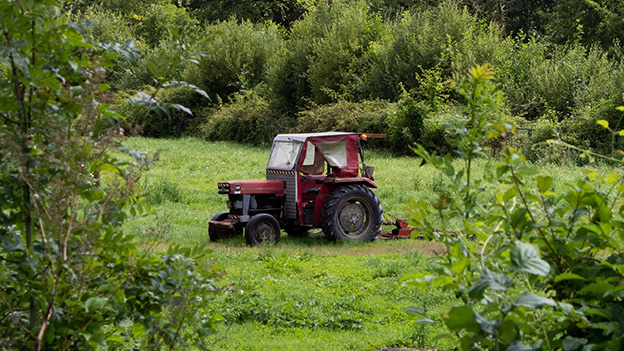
[321,185,382,242]
[209,211,235,242]
[245,214,281,246]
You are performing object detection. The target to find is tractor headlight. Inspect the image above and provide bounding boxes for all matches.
[234,184,241,191]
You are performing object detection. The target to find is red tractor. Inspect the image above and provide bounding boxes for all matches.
[209,132,384,245]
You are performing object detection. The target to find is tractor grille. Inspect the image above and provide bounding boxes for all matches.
[266,169,297,219]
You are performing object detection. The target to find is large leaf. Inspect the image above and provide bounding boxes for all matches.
[474,311,501,335]
[536,176,553,193]
[444,305,480,333]
[554,273,586,283]
[512,292,556,310]
[579,281,615,297]
[468,268,512,299]
[85,297,107,313]
[510,241,550,277]
[507,341,533,351]
[562,336,587,351]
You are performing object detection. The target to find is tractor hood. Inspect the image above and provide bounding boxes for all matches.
[218,180,285,195]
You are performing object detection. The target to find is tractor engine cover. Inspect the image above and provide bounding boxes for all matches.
[218,180,285,196]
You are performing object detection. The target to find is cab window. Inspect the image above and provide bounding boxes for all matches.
[301,142,325,175]
[267,141,302,170]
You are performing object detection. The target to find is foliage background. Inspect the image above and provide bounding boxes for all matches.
[72,0,624,163]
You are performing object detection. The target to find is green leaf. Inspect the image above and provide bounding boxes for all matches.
[406,307,426,316]
[605,336,623,350]
[512,292,556,309]
[503,188,518,202]
[468,269,512,299]
[85,297,107,313]
[554,273,586,283]
[97,163,121,175]
[562,336,587,351]
[597,120,609,129]
[497,164,510,177]
[499,318,517,343]
[444,305,480,333]
[118,318,133,328]
[451,255,470,274]
[106,335,124,343]
[510,241,550,277]
[536,176,553,193]
[474,311,501,335]
[170,103,192,115]
[80,188,105,201]
[506,341,533,351]
[579,281,614,296]
[145,52,170,78]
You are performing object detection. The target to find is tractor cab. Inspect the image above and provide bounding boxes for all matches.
[210,132,383,245]
[266,132,376,227]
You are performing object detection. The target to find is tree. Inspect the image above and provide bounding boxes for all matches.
[0,1,220,349]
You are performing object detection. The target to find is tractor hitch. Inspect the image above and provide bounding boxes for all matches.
[379,218,425,239]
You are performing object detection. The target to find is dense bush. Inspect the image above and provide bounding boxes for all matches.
[306,1,383,104]
[364,3,477,100]
[133,3,198,47]
[111,38,189,92]
[449,22,513,81]
[183,19,283,103]
[544,0,624,52]
[186,0,310,28]
[526,46,617,118]
[78,0,624,160]
[79,7,136,45]
[268,0,381,112]
[496,35,549,117]
[295,97,449,155]
[120,85,206,138]
[295,99,391,135]
[90,0,171,16]
[199,90,293,145]
[386,92,427,155]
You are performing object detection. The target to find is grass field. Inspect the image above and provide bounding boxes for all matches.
[119,137,608,351]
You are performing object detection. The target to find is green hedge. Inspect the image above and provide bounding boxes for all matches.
[199,90,293,145]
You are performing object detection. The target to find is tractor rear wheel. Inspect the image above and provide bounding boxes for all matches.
[321,185,382,242]
[209,211,236,242]
[245,214,281,246]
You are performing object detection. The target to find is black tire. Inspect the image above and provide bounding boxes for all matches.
[209,211,235,242]
[245,214,281,246]
[321,185,382,242]
[284,226,310,238]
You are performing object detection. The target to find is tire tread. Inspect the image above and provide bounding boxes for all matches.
[321,185,382,242]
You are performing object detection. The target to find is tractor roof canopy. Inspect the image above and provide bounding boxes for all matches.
[267,132,360,171]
